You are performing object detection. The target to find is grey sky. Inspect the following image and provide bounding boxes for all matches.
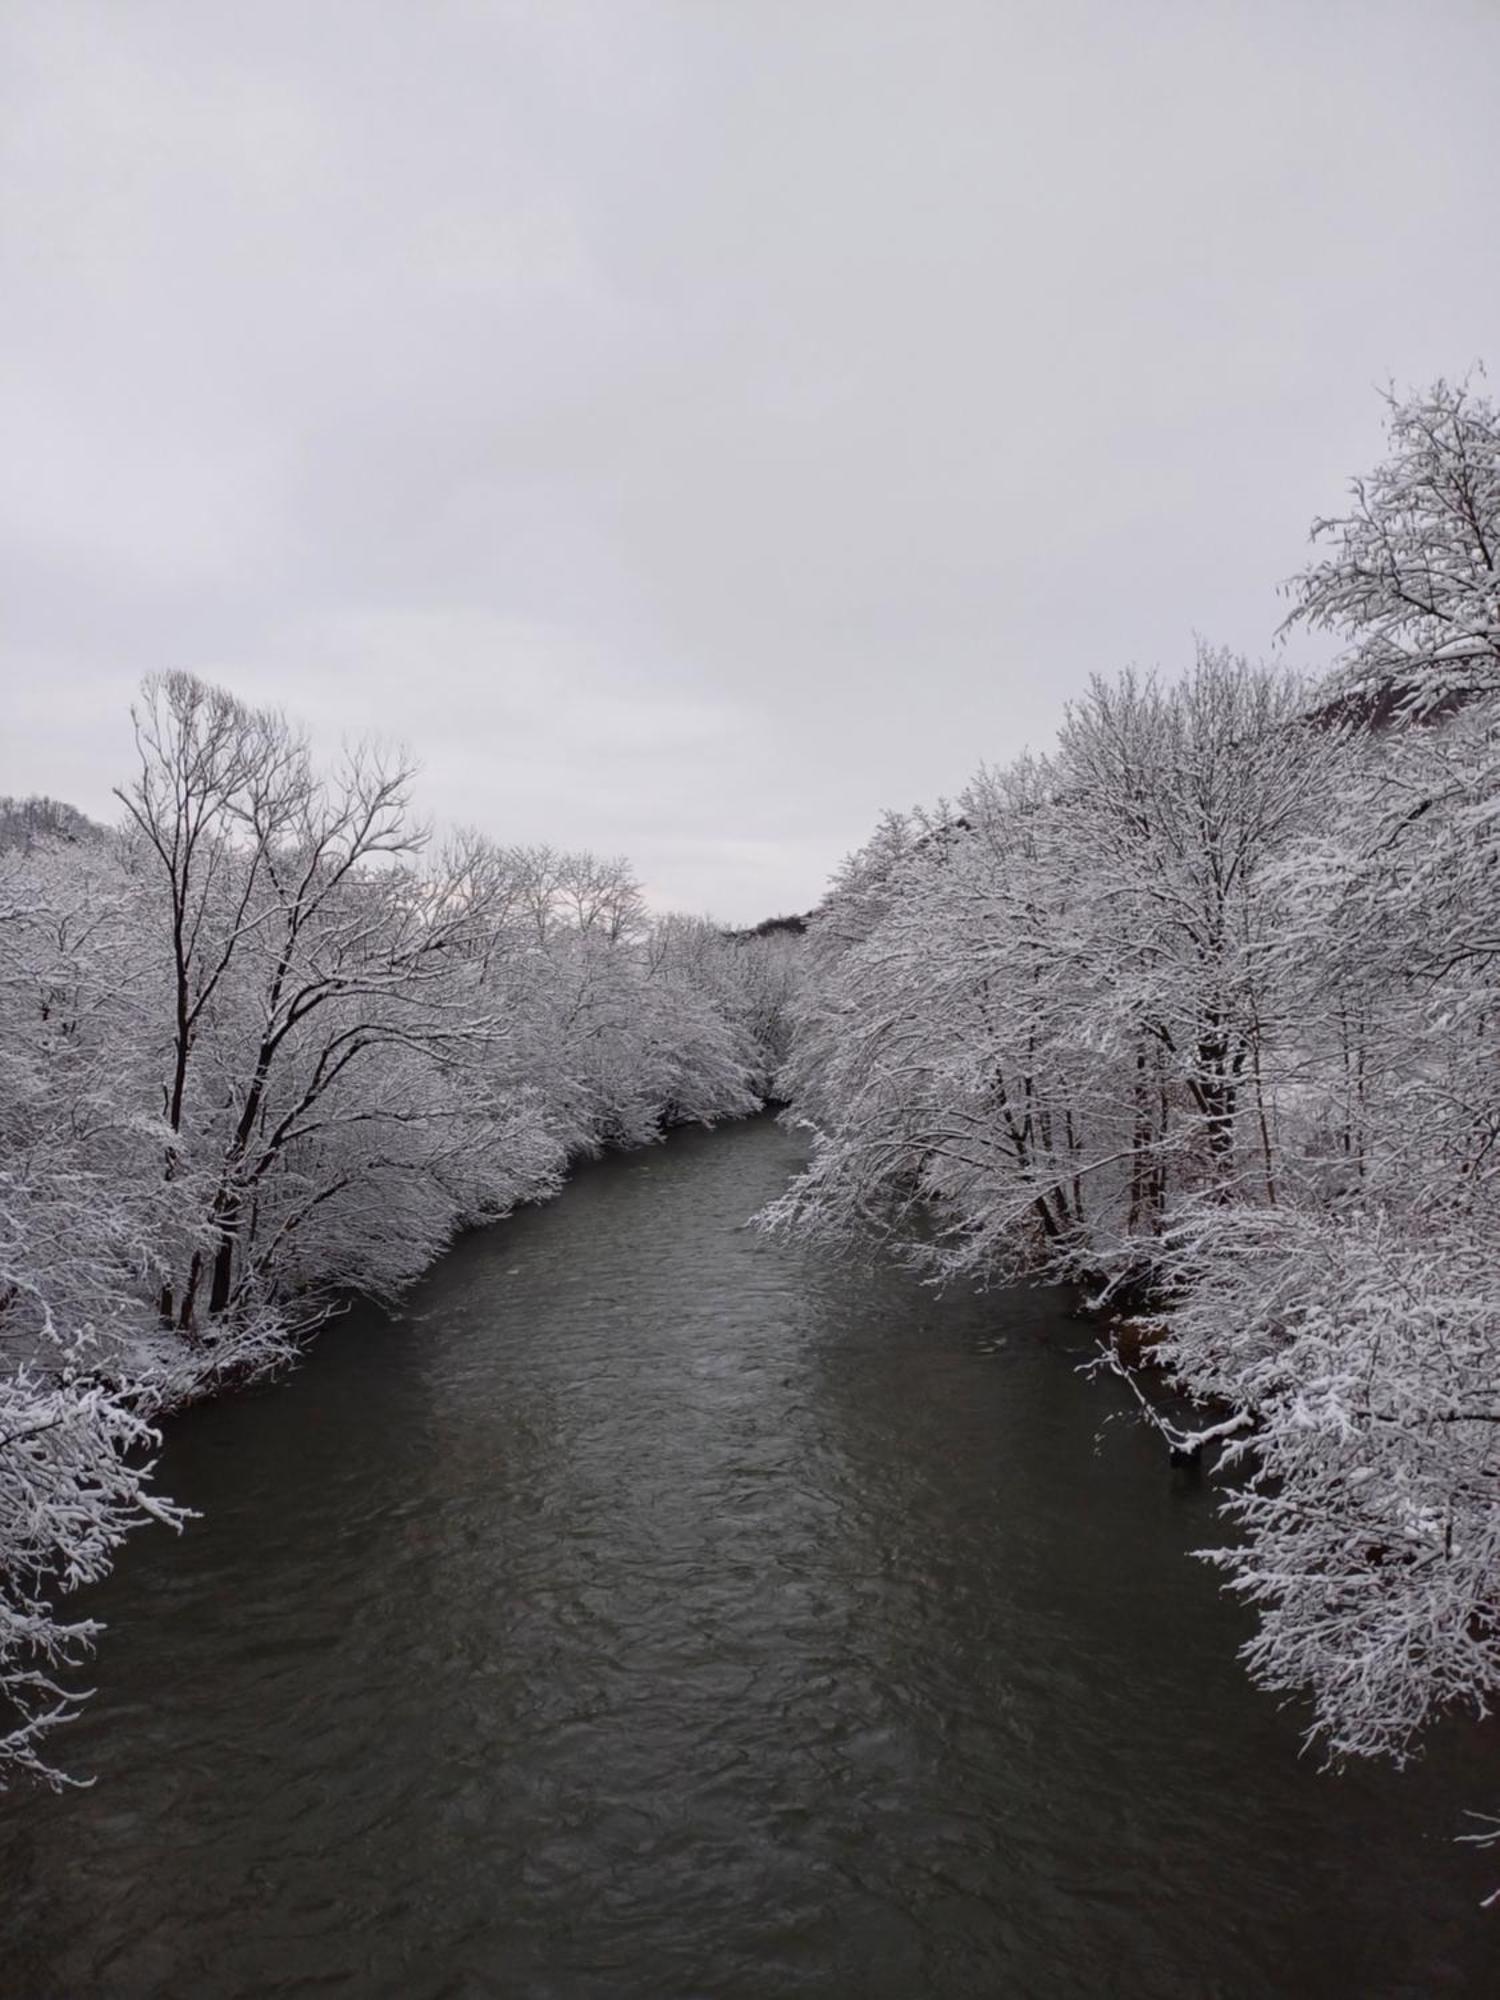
[4,1,1498,921]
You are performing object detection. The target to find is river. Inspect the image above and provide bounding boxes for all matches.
[3,1117,1497,1996]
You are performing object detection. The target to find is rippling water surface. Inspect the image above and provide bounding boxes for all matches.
[4,1118,1499,1996]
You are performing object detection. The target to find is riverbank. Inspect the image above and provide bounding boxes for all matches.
[5,1118,1498,1997]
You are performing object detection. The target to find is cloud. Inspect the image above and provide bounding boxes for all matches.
[3,0,1498,918]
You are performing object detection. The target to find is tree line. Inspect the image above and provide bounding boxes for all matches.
[6,372,1496,1830]
[0,681,798,1781]
[764,376,1500,1828]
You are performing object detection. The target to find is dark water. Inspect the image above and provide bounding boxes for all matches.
[4,1120,1499,1998]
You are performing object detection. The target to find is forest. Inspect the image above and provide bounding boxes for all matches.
[2,374,1498,1864]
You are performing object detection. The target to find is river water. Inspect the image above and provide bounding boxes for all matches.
[3,1118,1498,1997]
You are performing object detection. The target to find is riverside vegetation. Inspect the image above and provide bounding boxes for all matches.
[0,693,799,1780]
[3,375,1498,1881]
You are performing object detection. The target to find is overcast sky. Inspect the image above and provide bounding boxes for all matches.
[3,1,1498,920]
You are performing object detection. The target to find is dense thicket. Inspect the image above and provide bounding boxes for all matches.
[767,376,1500,1794]
[0,677,797,1780]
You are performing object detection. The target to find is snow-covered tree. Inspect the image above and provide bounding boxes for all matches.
[768,649,1332,1292]
[1283,374,1500,716]
[1,674,785,1785]
[771,377,1500,1836]
[1,1357,186,1787]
